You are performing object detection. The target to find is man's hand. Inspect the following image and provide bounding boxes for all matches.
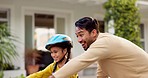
[49,75,55,78]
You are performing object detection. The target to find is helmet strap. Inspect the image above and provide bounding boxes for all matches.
[52,51,67,73]
[53,49,69,73]
[57,49,67,64]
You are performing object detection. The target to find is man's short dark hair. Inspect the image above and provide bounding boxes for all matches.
[75,17,99,33]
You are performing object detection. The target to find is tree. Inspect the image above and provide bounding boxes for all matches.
[103,0,142,47]
[0,23,18,77]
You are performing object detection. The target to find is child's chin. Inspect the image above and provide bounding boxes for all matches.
[54,59,58,62]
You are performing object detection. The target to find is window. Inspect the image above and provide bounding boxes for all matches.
[35,28,55,50]
[0,9,10,26]
[98,20,105,33]
[140,23,145,49]
[34,14,55,50]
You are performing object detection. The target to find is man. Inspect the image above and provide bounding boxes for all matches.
[49,17,148,78]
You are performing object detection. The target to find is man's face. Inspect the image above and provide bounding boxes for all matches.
[75,27,96,51]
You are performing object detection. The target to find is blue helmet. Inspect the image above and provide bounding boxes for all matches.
[45,34,72,50]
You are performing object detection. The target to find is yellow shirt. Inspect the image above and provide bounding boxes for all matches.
[53,33,148,78]
[26,62,78,78]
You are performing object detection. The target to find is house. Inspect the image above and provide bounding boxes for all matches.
[0,0,148,78]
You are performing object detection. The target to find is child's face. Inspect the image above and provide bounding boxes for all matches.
[50,46,66,62]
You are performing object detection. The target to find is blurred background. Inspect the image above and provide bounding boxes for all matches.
[0,0,148,78]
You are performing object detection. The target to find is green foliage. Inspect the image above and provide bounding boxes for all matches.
[103,0,142,47]
[0,71,4,78]
[0,23,18,70]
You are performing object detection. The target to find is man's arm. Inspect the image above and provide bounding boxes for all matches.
[52,38,109,78]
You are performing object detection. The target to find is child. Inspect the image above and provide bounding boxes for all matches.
[26,34,78,78]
